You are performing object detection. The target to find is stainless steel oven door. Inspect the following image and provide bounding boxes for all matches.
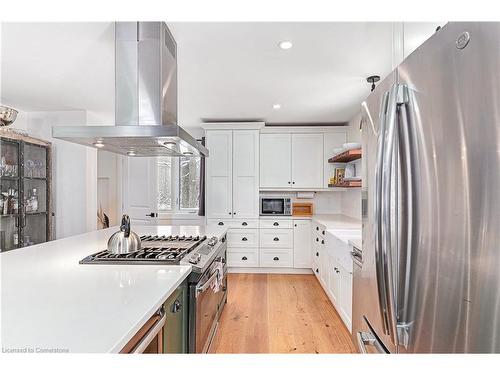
[194,259,226,353]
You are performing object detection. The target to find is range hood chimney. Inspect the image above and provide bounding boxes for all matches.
[52,22,208,158]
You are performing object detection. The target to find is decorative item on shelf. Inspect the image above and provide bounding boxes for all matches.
[328,179,362,188]
[335,168,345,185]
[292,202,313,217]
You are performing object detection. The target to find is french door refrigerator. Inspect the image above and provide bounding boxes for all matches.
[353,22,500,353]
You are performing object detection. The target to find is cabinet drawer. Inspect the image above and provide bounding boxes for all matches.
[260,249,293,268]
[227,229,259,247]
[227,249,259,267]
[259,219,293,229]
[207,219,259,229]
[259,229,293,248]
[312,222,327,237]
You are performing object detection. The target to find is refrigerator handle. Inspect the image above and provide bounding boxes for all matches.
[381,83,400,346]
[374,91,390,335]
[395,84,416,349]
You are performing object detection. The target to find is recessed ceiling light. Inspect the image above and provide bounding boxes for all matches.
[273,104,281,110]
[278,40,293,50]
[93,141,105,148]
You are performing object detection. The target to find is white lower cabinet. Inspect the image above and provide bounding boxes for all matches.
[227,249,259,267]
[260,249,293,267]
[259,228,293,248]
[293,220,311,268]
[227,228,259,248]
[311,221,353,333]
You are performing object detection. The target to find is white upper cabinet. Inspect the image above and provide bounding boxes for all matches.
[323,132,347,187]
[291,133,323,188]
[206,131,233,218]
[232,130,259,218]
[293,219,311,268]
[206,129,259,219]
[260,132,325,189]
[260,133,292,188]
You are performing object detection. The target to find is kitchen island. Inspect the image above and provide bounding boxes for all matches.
[0,225,227,353]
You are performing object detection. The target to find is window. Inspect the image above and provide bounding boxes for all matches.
[179,157,200,210]
[157,157,200,213]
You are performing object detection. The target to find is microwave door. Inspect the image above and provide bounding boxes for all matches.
[261,199,284,215]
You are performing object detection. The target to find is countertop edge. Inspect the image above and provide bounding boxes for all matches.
[107,265,192,353]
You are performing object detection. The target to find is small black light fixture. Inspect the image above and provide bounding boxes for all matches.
[366,75,380,92]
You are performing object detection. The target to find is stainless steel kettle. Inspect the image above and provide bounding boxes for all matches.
[107,214,141,254]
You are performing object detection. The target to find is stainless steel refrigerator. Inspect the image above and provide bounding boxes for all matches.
[352,22,500,353]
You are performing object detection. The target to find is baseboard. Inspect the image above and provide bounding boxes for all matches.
[228,267,313,274]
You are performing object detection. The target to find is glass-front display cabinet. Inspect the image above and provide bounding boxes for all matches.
[0,130,52,252]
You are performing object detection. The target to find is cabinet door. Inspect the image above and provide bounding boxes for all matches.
[339,265,353,332]
[206,131,233,218]
[323,132,347,187]
[293,220,311,268]
[291,133,324,188]
[259,133,291,188]
[328,256,341,307]
[232,130,259,218]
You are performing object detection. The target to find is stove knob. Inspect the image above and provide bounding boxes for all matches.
[208,236,218,247]
[189,253,202,265]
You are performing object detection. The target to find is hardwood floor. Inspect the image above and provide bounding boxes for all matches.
[209,273,356,354]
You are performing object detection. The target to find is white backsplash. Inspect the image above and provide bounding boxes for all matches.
[341,189,362,220]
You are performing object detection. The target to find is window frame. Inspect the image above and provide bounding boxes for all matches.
[157,157,200,216]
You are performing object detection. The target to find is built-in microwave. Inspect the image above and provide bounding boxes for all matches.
[260,197,292,216]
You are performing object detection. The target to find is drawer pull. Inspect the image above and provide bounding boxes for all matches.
[273,237,280,241]
[316,252,319,257]
[273,222,279,226]
[316,238,319,242]
[218,222,224,226]
[242,256,248,261]
[242,222,248,226]
[242,237,248,241]
[316,226,319,231]
[273,257,279,261]
[316,268,319,273]
[322,230,325,235]
[321,240,324,245]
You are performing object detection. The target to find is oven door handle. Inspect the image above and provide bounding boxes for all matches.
[195,269,220,297]
[132,307,166,354]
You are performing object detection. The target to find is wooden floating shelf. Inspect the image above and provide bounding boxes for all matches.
[328,180,362,188]
[328,148,362,163]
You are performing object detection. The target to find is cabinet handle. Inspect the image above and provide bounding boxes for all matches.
[316,227,319,231]
[316,238,319,242]
[242,237,248,241]
[292,181,295,184]
[273,257,279,261]
[273,237,279,241]
[316,252,319,257]
[242,222,248,226]
[273,222,279,226]
[228,212,232,215]
[242,256,248,261]
[288,181,291,184]
[322,230,325,235]
[321,240,324,245]
[233,212,236,215]
[171,300,182,313]
[316,268,319,273]
[218,222,224,226]
[294,224,297,227]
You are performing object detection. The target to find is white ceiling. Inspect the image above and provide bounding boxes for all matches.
[1,22,439,128]
[170,22,394,126]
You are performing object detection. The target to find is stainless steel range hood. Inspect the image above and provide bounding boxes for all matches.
[52,22,208,157]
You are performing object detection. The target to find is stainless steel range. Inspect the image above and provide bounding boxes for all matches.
[79,233,228,354]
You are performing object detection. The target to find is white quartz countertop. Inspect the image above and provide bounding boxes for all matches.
[0,225,227,353]
[311,214,362,230]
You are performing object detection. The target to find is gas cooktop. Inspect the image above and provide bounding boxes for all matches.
[79,235,207,265]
